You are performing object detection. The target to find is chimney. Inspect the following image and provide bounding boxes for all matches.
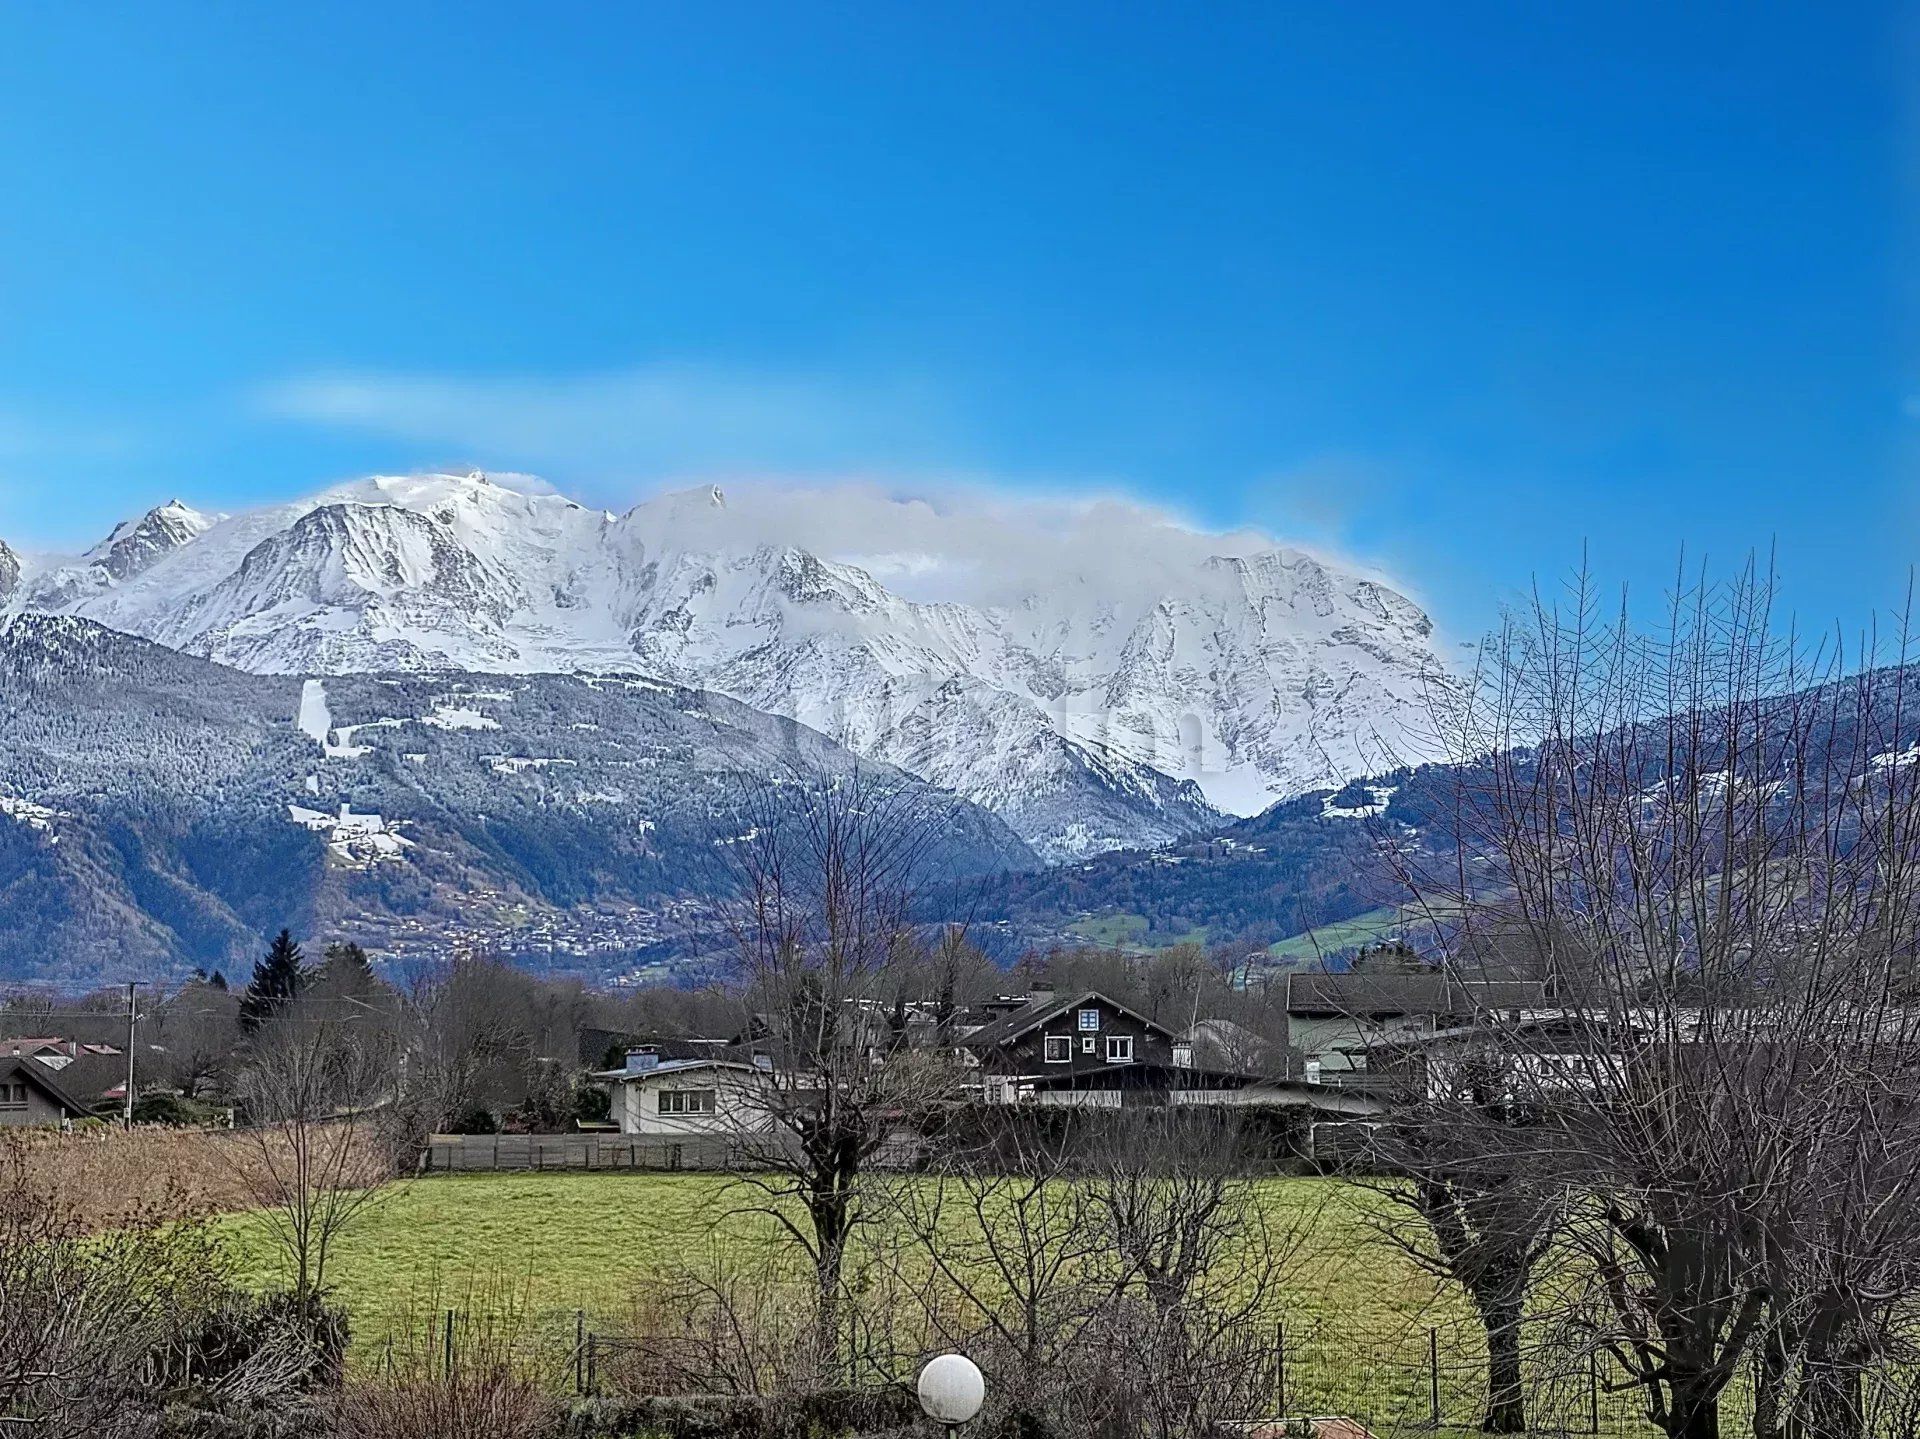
[625,1046,659,1075]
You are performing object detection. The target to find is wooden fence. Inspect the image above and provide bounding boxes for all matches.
[419,1132,747,1173]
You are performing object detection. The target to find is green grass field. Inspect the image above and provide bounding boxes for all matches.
[1062,903,1410,966]
[1064,911,1211,951]
[209,1171,1659,1434]
[1264,906,1405,962]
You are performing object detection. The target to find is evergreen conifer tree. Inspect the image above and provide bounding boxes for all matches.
[238,929,307,1031]
[322,941,373,978]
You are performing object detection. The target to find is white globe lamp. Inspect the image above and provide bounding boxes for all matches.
[918,1353,986,1434]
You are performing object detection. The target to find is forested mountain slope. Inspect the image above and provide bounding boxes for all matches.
[0,615,1032,983]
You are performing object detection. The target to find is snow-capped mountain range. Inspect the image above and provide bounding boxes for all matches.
[4,471,1449,859]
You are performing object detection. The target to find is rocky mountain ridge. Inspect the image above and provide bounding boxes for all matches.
[5,472,1449,859]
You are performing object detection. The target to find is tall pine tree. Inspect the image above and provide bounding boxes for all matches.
[321,941,373,980]
[239,929,307,1031]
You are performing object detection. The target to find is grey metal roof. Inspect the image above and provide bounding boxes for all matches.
[589,1057,763,1082]
[1285,972,1547,1017]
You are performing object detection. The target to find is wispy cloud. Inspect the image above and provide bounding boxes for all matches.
[252,362,1420,608]
[255,363,968,480]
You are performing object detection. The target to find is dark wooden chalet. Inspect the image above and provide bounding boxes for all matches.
[960,988,1176,1080]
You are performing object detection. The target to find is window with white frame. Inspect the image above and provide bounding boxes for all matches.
[1043,1035,1071,1063]
[657,1088,716,1115]
[1081,1036,1096,1053]
[1077,1008,1101,1032]
[1105,1034,1135,1064]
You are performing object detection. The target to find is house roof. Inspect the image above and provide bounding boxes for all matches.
[1334,1010,1651,1055]
[958,989,1178,1051]
[577,1029,748,1067]
[588,1058,764,1083]
[1285,973,1547,1017]
[52,1051,130,1105]
[1,1056,95,1116]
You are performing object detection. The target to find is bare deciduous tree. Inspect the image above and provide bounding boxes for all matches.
[715,771,964,1376]
[1393,560,1920,1439]
[894,1117,1110,1439]
[1082,1109,1308,1439]
[1360,1084,1561,1433]
[150,974,242,1099]
[393,956,534,1138]
[233,1012,397,1302]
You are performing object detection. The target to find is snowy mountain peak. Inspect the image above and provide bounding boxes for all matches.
[83,499,221,581]
[21,474,1452,856]
[0,540,18,605]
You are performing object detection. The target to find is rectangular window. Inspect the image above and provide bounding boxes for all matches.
[1105,1035,1135,1064]
[0,1083,24,1108]
[657,1089,716,1115]
[1081,1036,1096,1053]
[1043,1035,1071,1063]
[1078,1008,1101,1032]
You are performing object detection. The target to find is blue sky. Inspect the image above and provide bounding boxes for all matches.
[0,2,1913,642]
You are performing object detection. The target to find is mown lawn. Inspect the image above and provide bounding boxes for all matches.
[211,1172,1613,1431]
[218,1172,777,1329]
[213,1172,1670,1433]
[215,1172,1456,1343]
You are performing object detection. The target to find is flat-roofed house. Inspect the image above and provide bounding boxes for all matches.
[590,1045,777,1137]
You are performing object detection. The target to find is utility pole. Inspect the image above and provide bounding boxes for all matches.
[122,981,139,1127]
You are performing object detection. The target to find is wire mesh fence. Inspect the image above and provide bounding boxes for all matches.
[379,1301,1679,1436]
[364,1302,1920,1438]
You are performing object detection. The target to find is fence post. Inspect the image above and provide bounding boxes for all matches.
[1428,1326,1440,1429]
[575,1310,586,1395]
[1275,1321,1287,1416]
[443,1309,455,1377]
[587,1332,599,1397]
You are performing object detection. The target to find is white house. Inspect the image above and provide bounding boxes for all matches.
[591,1047,777,1137]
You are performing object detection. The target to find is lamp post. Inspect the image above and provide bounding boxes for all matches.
[918,1353,985,1439]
